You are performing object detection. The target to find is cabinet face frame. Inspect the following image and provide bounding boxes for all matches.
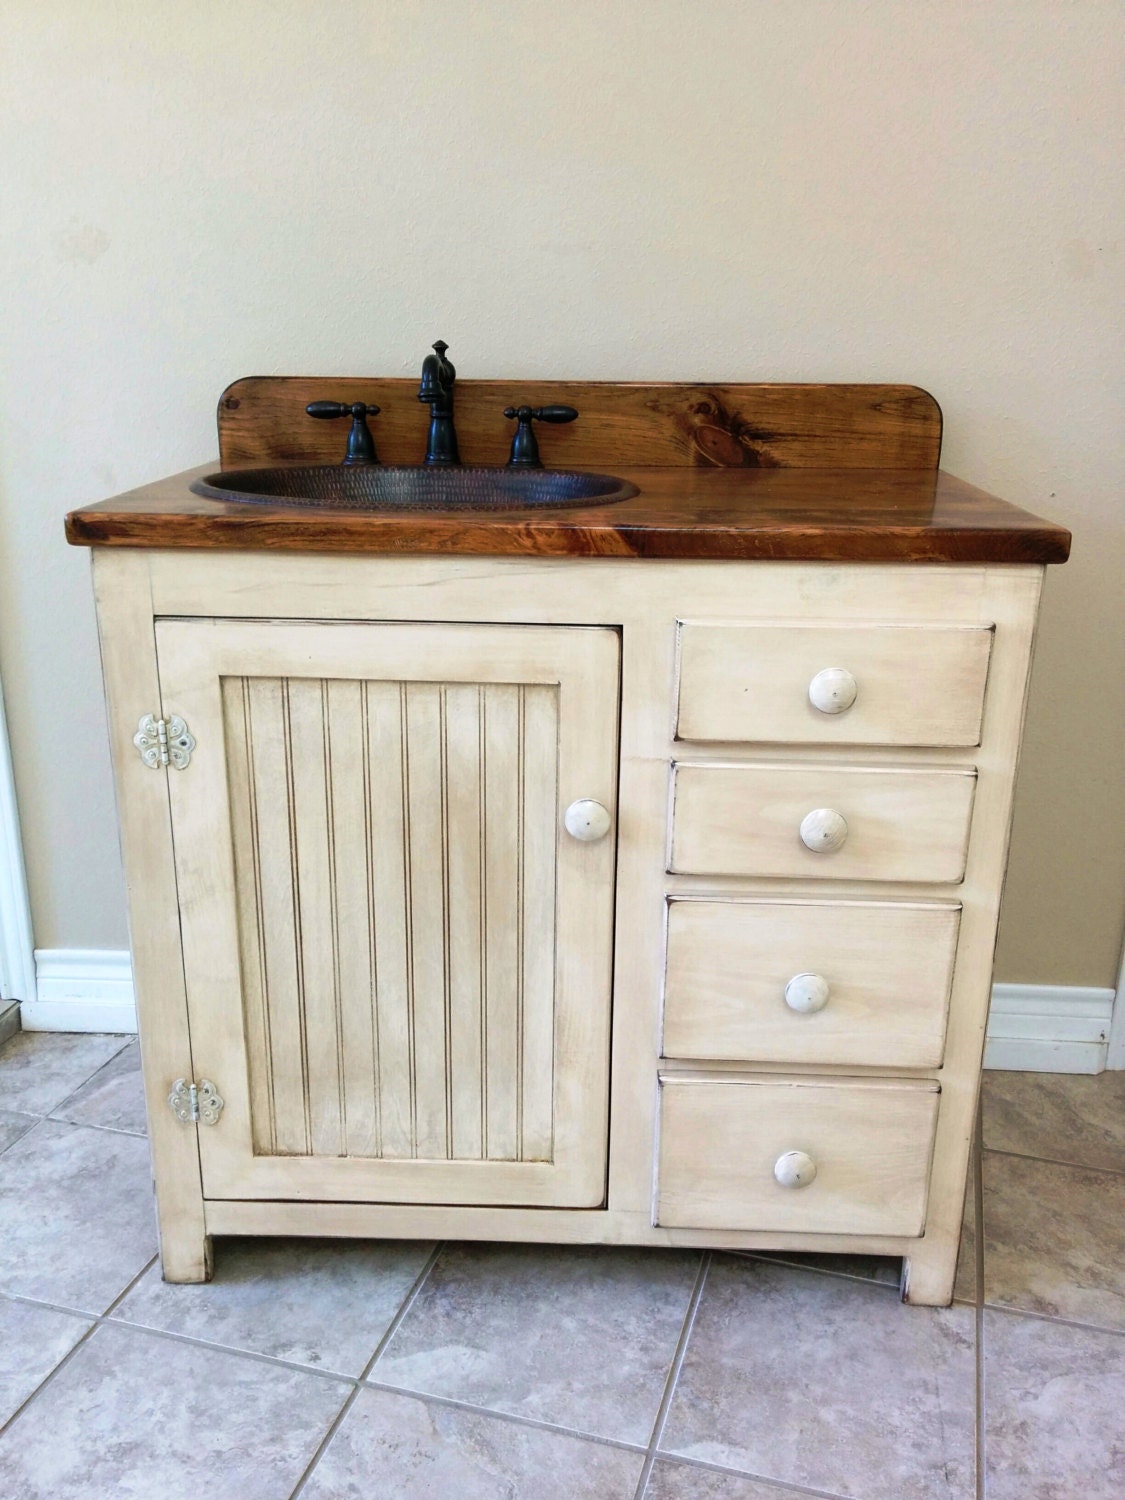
[94,551,1044,1303]
[153,618,621,1208]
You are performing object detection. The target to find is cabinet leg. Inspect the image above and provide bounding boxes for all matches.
[158,1226,214,1284]
[900,1238,957,1307]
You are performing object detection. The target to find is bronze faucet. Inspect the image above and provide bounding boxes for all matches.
[417,339,460,464]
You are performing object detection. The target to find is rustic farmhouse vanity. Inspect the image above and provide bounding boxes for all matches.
[67,375,1069,1305]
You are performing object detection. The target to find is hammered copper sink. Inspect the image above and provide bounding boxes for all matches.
[191,464,639,512]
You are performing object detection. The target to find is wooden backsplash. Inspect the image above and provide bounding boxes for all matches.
[217,379,942,471]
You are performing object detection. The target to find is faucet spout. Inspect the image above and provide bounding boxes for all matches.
[418,340,460,464]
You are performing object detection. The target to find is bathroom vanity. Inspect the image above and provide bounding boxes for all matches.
[67,375,1069,1304]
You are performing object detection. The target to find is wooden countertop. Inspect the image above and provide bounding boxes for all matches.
[65,461,1070,564]
[63,380,1069,563]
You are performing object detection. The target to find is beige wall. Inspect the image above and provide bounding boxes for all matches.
[0,1,1121,983]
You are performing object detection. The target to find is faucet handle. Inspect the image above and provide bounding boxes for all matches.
[503,404,579,468]
[305,401,381,465]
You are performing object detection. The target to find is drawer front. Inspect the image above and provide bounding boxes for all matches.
[675,622,992,747]
[670,762,976,882]
[657,1075,939,1234]
[664,898,960,1067]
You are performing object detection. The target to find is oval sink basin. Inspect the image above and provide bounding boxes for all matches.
[191,465,638,512]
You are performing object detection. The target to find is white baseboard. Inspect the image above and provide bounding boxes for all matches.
[20,950,137,1033]
[983,983,1115,1074]
[14,953,1119,1074]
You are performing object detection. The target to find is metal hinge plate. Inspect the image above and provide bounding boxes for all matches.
[134,714,195,770]
[168,1078,224,1126]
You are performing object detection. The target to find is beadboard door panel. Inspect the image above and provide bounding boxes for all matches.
[155,619,620,1206]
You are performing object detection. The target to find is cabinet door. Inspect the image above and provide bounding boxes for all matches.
[155,620,619,1208]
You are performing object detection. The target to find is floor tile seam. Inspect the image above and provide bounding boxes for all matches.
[0,1113,145,1148]
[44,1114,146,1138]
[0,1313,100,1438]
[0,1288,98,1323]
[287,1243,447,1500]
[101,1313,365,1386]
[361,1376,651,1456]
[981,1144,1125,1178]
[48,1047,138,1119]
[651,1448,857,1500]
[286,1385,363,1499]
[11,1037,135,1121]
[0,1254,156,1438]
[736,1250,900,1293]
[361,1240,444,1376]
[633,1251,711,1500]
[0,1253,160,1322]
[0,1123,39,1158]
[979,1300,1125,1340]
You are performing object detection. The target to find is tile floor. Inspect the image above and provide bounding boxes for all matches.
[0,1031,1122,1499]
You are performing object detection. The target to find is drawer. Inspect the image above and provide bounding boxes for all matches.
[675,622,992,747]
[657,1074,939,1234]
[663,898,960,1067]
[669,762,976,882]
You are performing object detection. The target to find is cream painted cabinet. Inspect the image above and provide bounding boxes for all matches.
[153,618,620,1208]
[90,549,1045,1306]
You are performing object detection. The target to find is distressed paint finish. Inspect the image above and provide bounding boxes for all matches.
[222,674,560,1166]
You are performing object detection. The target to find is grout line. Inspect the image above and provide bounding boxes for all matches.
[11,1037,135,1123]
[981,1144,1125,1179]
[102,1316,363,1386]
[649,1450,857,1500]
[731,1249,901,1294]
[973,1106,986,1500]
[97,1255,161,1316]
[287,1240,445,1499]
[632,1251,710,1500]
[0,1288,116,1321]
[0,1118,39,1158]
[45,1117,146,1139]
[362,1241,446,1375]
[0,1320,98,1438]
[980,1301,1125,1340]
[361,1377,649,1456]
[0,1111,145,1142]
[0,1254,158,1438]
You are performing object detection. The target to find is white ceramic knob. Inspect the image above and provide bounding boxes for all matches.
[799,807,848,853]
[809,667,858,715]
[784,972,830,1013]
[564,799,611,842]
[774,1150,817,1189]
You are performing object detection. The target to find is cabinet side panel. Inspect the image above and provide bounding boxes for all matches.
[91,550,210,1281]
